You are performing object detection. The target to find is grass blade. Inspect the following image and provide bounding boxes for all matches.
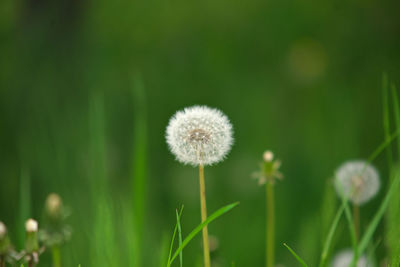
[343,202,358,267]
[283,243,309,267]
[319,199,345,267]
[159,233,170,267]
[388,82,400,265]
[358,168,400,255]
[131,75,148,267]
[391,83,400,158]
[176,208,183,267]
[167,207,184,267]
[333,181,359,267]
[382,73,393,169]
[18,168,31,248]
[169,202,239,264]
[367,130,400,165]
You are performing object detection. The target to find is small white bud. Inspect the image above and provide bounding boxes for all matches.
[263,151,274,162]
[0,221,6,238]
[25,219,38,233]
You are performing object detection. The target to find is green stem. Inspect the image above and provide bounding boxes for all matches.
[199,165,211,267]
[52,245,62,267]
[353,204,360,242]
[266,182,275,267]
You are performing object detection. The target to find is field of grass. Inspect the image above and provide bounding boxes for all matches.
[1,0,400,266]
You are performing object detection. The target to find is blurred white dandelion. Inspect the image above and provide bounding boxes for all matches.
[0,221,6,239]
[166,105,233,166]
[331,249,373,267]
[334,160,380,205]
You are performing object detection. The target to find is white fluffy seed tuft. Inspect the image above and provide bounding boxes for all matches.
[331,249,371,267]
[166,106,233,166]
[334,160,380,205]
[25,218,38,233]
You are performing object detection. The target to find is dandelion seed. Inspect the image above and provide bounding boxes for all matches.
[331,249,372,267]
[334,160,380,205]
[25,219,38,233]
[166,105,233,166]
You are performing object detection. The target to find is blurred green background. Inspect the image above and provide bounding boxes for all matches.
[1,0,400,266]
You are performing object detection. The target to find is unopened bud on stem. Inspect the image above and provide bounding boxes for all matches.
[25,219,38,233]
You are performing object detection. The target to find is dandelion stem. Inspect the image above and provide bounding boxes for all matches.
[52,245,62,267]
[353,204,360,241]
[199,164,211,267]
[266,181,275,267]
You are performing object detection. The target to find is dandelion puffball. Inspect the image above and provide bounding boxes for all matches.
[331,249,371,267]
[334,160,380,205]
[166,106,233,166]
[25,218,38,233]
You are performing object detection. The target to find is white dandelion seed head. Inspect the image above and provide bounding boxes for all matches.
[334,160,380,205]
[331,249,372,267]
[166,105,233,166]
[0,221,6,239]
[25,218,38,233]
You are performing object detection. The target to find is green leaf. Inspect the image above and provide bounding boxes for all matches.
[382,73,393,169]
[358,168,400,255]
[333,181,358,267]
[169,202,239,264]
[391,83,400,159]
[131,75,148,267]
[319,199,345,267]
[167,206,184,267]
[283,243,309,267]
[366,130,400,165]
[159,232,170,267]
[176,207,183,267]
[343,201,358,267]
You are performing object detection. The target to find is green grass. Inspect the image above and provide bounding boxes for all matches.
[175,208,183,267]
[131,75,148,267]
[283,243,309,267]
[17,168,30,250]
[168,202,239,266]
[358,168,400,256]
